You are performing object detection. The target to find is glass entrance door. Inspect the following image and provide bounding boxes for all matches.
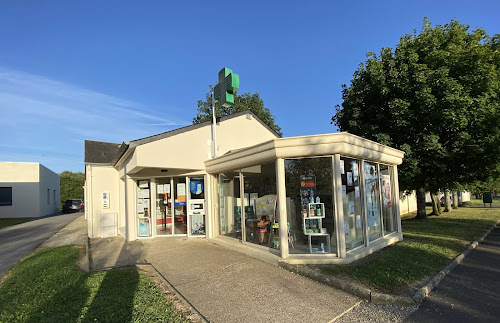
[155,178,172,236]
[173,177,188,235]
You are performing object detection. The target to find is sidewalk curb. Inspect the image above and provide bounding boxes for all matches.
[280,219,500,306]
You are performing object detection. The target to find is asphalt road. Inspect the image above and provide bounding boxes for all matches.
[406,224,500,322]
[0,213,81,276]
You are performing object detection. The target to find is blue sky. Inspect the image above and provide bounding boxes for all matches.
[1,1,499,173]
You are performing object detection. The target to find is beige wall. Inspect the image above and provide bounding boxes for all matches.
[133,113,279,172]
[399,191,418,215]
[85,165,120,238]
[38,164,60,216]
[0,162,59,218]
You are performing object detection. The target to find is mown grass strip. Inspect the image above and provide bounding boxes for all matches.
[0,246,187,323]
[321,207,500,293]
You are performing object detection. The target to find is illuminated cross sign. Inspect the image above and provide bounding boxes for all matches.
[214,67,239,107]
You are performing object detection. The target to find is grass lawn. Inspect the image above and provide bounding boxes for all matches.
[460,198,500,206]
[0,218,35,230]
[321,207,500,293]
[0,246,187,323]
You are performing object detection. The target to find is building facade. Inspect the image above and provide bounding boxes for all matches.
[0,162,60,218]
[84,111,405,264]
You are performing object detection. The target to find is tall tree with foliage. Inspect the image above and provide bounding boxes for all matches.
[193,87,282,136]
[59,171,85,208]
[332,18,500,219]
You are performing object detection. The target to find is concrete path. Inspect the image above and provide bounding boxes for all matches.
[405,223,500,322]
[0,212,81,276]
[90,237,361,322]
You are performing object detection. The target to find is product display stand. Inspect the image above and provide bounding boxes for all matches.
[303,203,331,253]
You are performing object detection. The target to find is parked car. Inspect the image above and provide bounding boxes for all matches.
[440,195,453,206]
[62,199,84,213]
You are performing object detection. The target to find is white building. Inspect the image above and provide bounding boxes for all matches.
[84,111,405,264]
[0,162,60,218]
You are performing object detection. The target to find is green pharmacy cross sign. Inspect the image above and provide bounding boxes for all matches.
[214,67,239,107]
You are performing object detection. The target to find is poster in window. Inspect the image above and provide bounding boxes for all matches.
[344,223,349,235]
[355,186,360,199]
[139,221,149,236]
[342,185,346,199]
[137,203,144,214]
[165,184,171,194]
[139,180,149,188]
[349,201,354,215]
[177,183,186,202]
[190,180,203,195]
[352,162,358,178]
[157,184,164,194]
[356,215,361,228]
[347,172,353,186]
[340,160,345,174]
[143,199,150,208]
[382,175,392,207]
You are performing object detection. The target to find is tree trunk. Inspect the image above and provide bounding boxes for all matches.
[453,191,459,209]
[444,190,452,212]
[415,188,428,219]
[430,193,441,215]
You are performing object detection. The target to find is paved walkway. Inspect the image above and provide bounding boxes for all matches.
[405,223,500,322]
[0,213,81,277]
[86,219,500,322]
[90,237,361,322]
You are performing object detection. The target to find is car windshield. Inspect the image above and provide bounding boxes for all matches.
[67,200,82,205]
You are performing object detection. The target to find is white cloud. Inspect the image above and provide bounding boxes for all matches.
[0,66,190,172]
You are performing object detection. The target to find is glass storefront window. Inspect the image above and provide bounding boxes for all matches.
[218,172,242,239]
[241,163,277,249]
[173,177,187,235]
[188,176,205,236]
[285,157,335,254]
[380,165,396,234]
[137,179,151,237]
[341,158,363,250]
[155,178,172,236]
[364,161,382,242]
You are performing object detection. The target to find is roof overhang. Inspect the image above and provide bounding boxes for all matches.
[204,132,405,174]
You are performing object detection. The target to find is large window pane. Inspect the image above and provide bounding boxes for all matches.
[173,177,187,234]
[188,176,205,236]
[364,162,382,241]
[155,178,172,236]
[242,163,277,249]
[285,157,335,254]
[218,172,241,239]
[341,158,363,250]
[380,165,396,234]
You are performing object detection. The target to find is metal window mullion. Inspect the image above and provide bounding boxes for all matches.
[170,177,174,237]
[377,164,385,237]
[186,177,191,237]
[239,170,245,242]
[151,178,157,238]
[360,160,369,247]
[392,166,402,234]
[333,155,346,258]
[276,158,288,259]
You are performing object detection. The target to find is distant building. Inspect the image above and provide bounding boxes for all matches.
[0,162,60,218]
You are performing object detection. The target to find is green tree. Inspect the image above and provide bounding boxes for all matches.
[332,18,500,219]
[59,171,85,209]
[193,87,282,136]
